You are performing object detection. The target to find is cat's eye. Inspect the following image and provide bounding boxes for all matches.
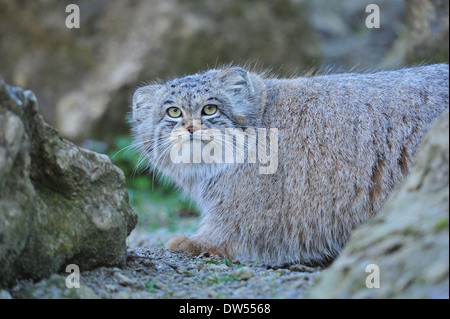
[202,104,218,116]
[167,107,182,118]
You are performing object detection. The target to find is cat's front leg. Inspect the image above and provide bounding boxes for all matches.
[166,235,224,257]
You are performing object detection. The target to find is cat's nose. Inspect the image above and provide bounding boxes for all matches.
[186,126,194,134]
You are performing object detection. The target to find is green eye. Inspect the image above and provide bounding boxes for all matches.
[202,104,218,116]
[167,107,182,118]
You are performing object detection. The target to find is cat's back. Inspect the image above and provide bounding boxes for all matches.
[256,64,448,220]
[264,64,448,126]
[263,64,449,153]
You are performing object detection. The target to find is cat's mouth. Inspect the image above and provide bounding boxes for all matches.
[165,128,221,165]
[163,126,279,174]
[169,129,218,145]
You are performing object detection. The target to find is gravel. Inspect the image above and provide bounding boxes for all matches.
[9,247,321,299]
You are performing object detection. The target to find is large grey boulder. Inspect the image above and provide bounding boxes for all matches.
[307,108,449,298]
[0,77,137,287]
[404,0,449,64]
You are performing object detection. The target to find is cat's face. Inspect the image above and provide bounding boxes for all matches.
[131,67,265,179]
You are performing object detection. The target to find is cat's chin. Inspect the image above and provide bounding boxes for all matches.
[157,160,232,193]
[167,161,230,177]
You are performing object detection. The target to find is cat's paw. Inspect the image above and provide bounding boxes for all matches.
[166,235,222,257]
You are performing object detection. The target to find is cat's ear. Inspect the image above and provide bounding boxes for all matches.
[213,67,256,96]
[212,67,265,125]
[132,84,164,123]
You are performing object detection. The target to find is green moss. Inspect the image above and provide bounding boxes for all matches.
[205,273,237,285]
[224,258,233,267]
[435,218,449,231]
[401,228,418,236]
[144,281,161,293]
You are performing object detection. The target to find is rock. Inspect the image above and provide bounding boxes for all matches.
[0,290,12,299]
[288,264,318,273]
[0,76,137,287]
[307,108,449,298]
[404,0,449,64]
[267,263,318,273]
[114,273,136,287]
[231,267,255,280]
[308,0,405,69]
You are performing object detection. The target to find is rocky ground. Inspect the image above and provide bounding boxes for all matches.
[7,245,321,299]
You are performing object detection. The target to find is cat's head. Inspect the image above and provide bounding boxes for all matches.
[130,67,266,180]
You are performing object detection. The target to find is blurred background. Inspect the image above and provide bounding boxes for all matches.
[0,0,448,246]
